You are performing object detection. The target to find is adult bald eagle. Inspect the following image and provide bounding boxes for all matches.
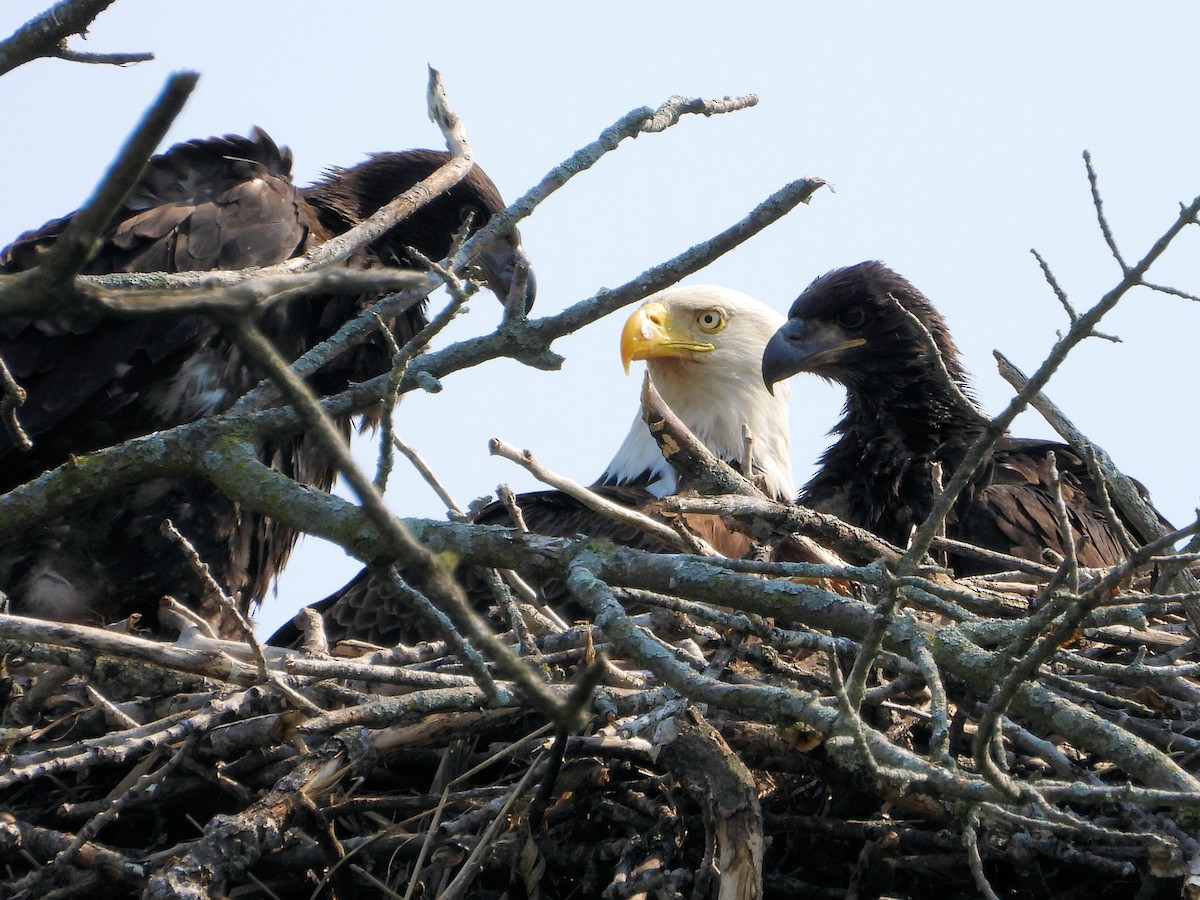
[761,260,1159,574]
[0,129,535,635]
[272,284,794,647]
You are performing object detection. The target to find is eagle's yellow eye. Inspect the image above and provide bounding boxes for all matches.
[696,309,725,334]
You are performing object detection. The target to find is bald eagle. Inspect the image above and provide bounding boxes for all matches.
[0,129,534,634]
[271,284,794,647]
[761,260,1160,574]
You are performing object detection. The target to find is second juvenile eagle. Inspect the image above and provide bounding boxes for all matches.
[761,260,1160,574]
[0,129,534,635]
[272,284,794,647]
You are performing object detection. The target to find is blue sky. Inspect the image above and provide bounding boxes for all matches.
[2,3,1197,636]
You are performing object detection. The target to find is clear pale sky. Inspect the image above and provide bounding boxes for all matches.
[2,2,1197,637]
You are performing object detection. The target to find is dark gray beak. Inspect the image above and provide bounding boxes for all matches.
[478,240,537,313]
[762,319,811,395]
[762,318,865,394]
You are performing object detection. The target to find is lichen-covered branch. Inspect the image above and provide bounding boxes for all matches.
[0,0,149,77]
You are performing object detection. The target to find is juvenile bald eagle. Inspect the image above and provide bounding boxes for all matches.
[761,260,1159,574]
[0,129,534,634]
[272,284,794,647]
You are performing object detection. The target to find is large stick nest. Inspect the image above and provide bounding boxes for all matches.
[3,484,1200,899]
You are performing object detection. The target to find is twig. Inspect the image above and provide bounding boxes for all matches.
[497,484,529,532]
[161,519,325,714]
[1031,248,1074,318]
[740,423,756,489]
[2,686,274,790]
[910,628,953,764]
[211,312,565,719]
[50,41,153,66]
[662,493,904,568]
[367,564,497,696]
[90,267,427,315]
[288,68,473,274]
[231,285,430,415]
[375,260,477,491]
[886,292,984,425]
[0,0,147,77]
[488,437,715,555]
[60,734,197,865]
[395,437,464,516]
[1143,281,1200,303]
[0,817,147,888]
[964,808,1003,900]
[371,562,575,727]
[0,351,32,451]
[462,92,767,272]
[1029,248,1121,342]
[480,567,542,662]
[371,313,404,493]
[160,522,259,660]
[640,375,764,499]
[931,535,1059,578]
[1045,452,1080,592]
[843,581,903,710]
[827,647,881,779]
[0,614,261,688]
[436,753,545,900]
[1084,150,1127,272]
[143,727,373,898]
[1080,444,1139,559]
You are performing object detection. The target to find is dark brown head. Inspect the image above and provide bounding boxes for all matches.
[762,261,965,394]
[305,149,535,310]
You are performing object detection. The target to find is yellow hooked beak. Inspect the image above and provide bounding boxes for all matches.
[620,301,716,374]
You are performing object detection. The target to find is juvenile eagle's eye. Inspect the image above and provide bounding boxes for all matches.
[838,306,866,329]
[696,309,726,334]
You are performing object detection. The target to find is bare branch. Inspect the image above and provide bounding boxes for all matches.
[49,41,153,66]
[463,92,768,262]
[0,0,150,77]
[88,267,427,314]
[1144,281,1200,303]
[496,483,529,532]
[288,68,473,274]
[0,351,31,451]
[0,71,198,317]
[663,493,904,568]
[0,165,822,548]
[640,375,763,498]
[1084,150,1128,272]
[488,437,715,554]
[394,437,464,515]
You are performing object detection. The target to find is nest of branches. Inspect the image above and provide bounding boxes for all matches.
[3,516,1200,900]
[4,375,1200,900]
